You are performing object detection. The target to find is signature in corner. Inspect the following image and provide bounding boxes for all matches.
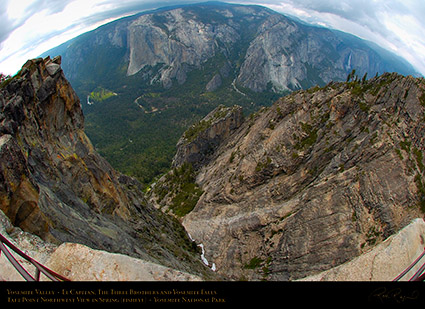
[369,287,419,303]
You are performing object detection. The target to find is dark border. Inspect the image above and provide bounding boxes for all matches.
[1,281,424,306]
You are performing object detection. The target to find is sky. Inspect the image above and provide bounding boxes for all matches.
[1,0,424,76]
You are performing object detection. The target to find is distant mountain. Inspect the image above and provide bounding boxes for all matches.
[44,2,420,184]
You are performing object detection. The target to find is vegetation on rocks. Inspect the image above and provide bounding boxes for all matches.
[151,163,203,217]
[43,2,418,187]
[0,57,217,280]
[173,72,425,281]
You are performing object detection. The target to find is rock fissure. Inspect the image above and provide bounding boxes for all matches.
[156,73,425,280]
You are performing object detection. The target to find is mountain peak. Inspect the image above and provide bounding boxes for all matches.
[42,2,419,186]
[51,1,418,93]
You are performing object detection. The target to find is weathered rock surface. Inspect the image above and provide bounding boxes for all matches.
[173,104,244,170]
[125,4,418,91]
[2,59,424,282]
[0,209,57,281]
[126,7,239,87]
[45,243,201,281]
[300,218,425,281]
[167,73,425,281]
[148,104,243,219]
[52,3,418,94]
[0,57,215,279]
[0,210,201,281]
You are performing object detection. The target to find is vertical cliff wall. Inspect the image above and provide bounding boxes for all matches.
[159,73,425,280]
[0,57,214,279]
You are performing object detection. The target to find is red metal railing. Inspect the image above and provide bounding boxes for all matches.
[0,232,70,281]
[393,247,425,281]
[1,230,424,282]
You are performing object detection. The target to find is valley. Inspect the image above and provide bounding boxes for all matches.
[1,1,424,284]
[44,2,418,186]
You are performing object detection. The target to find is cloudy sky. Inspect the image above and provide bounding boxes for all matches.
[1,0,424,76]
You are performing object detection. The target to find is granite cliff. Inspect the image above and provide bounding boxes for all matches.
[172,104,244,169]
[0,57,215,279]
[152,72,425,280]
[53,2,418,93]
[1,57,424,282]
[44,2,419,186]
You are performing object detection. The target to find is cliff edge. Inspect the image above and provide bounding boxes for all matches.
[0,57,214,279]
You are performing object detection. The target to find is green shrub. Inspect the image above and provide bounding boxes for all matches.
[244,257,263,269]
[155,163,204,217]
[413,147,424,172]
[414,174,425,214]
[295,122,318,150]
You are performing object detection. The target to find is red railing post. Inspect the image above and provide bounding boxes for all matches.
[0,232,70,281]
[393,247,425,281]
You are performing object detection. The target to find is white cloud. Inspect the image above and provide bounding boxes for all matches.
[0,3,115,75]
[7,0,34,20]
[377,11,425,74]
[1,0,424,76]
[0,0,202,74]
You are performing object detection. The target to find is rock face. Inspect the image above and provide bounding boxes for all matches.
[2,205,423,281]
[52,2,417,93]
[300,218,425,281]
[122,3,419,91]
[126,7,238,87]
[173,104,244,170]
[2,59,424,282]
[160,73,425,280]
[0,210,201,281]
[0,57,214,279]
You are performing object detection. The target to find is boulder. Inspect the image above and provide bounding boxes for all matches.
[46,243,202,281]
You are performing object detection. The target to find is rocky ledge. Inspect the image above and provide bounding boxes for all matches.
[0,210,201,281]
[300,218,425,281]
